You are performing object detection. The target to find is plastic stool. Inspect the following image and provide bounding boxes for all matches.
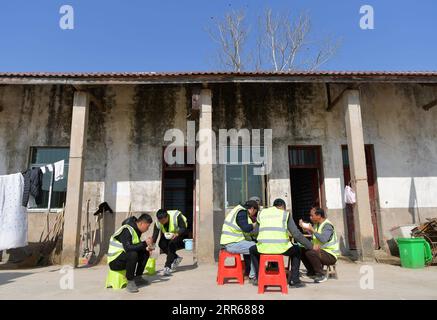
[105,269,128,289]
[217,250,244,285]
[258,255,288,294]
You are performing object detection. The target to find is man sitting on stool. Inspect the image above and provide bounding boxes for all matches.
[300,207,340,283]
[151,209,189,276]
[220,199,259,282]
[107,213,154,293]
[249,198,313,288]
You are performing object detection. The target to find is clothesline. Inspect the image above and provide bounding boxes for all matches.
[39,159,65,182]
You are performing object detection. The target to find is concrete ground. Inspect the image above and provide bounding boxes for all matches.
[0,251,436,300]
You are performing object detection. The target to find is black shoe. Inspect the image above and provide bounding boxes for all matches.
[314,273,328,283]
[289,281,306,288]
[126,280,139,293]
[250,278,258,286]
[134,276,149,286]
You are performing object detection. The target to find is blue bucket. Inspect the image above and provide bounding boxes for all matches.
[183,239,193,251]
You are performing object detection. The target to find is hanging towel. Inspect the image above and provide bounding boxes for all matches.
[0,173,28,251]
[54,160,65,182]
[47,164,53,172]
[40,166,46,174]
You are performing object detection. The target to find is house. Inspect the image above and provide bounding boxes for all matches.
[1,71,436,266]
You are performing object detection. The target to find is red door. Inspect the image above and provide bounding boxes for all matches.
[342,145,380,250]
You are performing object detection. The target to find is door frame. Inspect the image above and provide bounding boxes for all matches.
[288,145,326,210]
[341,144,381,249]
[161,147,196,239]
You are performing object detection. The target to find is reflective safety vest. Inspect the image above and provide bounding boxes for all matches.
[256,207,292,254]
[220,205,252,245]
[107,224,140,264]
[312,219,340,259]
[156,210,187,234]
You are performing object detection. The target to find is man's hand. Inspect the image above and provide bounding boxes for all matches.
[313,244,320,251]
[146,237,154,246]
[171,233,178,240]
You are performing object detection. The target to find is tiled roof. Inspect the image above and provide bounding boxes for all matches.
[1,71,437,84]
[1,70,437,77]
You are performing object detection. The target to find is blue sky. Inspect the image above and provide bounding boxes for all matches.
[0,0,436,72]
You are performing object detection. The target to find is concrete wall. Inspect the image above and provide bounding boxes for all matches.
[210,82,437,256]
[1,82,436,262]
[0,84,191,262]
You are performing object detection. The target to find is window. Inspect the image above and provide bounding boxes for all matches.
[224,146,267,208]
[28,147,69,210]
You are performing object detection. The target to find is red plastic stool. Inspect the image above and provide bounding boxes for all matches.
[217,250,245,285]
[258,254,288,294]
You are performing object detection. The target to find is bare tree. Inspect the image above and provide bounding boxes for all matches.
[207,10,248,72]
[208,8,340,71]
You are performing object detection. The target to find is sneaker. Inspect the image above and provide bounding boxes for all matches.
[171,256,183,271]
[289,281,306,288]
[314,273,328,283]
[250,277,258,286]
[302,272,316,279]
[134,276,149,286]
[126,280,139,293]
[163,267,173,276]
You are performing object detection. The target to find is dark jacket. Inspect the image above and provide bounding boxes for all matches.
[114,216,146,252]
[287,217,313,250]
[236,209,254,233]
[22,167,43,207]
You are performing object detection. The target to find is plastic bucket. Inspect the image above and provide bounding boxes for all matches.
[396,237,431,269]
[183,239,193,251]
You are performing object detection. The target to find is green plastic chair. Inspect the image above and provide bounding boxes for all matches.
[105,269,128,289]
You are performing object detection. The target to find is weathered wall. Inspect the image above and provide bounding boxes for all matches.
[0,84,190,262]
[211,82,437,256]
[1,82,437,262]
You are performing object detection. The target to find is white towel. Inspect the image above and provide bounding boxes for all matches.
[54,160,64,182]
[40,166,46,174]
[0,173,27,251]
[47,164,53,172]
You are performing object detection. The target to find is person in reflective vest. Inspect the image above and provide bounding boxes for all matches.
[107,213,154,293]
[150,209,189,276]
[299,207,340,283]
[249,198,313,288]
[220,199,259,281]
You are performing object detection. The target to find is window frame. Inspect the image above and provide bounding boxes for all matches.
[223,146,268,209]
[27,146,70,212]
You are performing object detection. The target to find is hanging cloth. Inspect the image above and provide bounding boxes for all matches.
[54,160,65,182]
[344,185,356,204]
[0,173,28,251]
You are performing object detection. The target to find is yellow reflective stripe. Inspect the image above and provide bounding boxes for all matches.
[258,227,286,232]
[222,231,244,237]
[109,241,124,249]
[321,238,338,248]
[223,220,241,231]
[173,211,178,230]
[259,239,290,243]
[282,210,287,229]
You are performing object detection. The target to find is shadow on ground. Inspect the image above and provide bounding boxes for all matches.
[0,272,32,286]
